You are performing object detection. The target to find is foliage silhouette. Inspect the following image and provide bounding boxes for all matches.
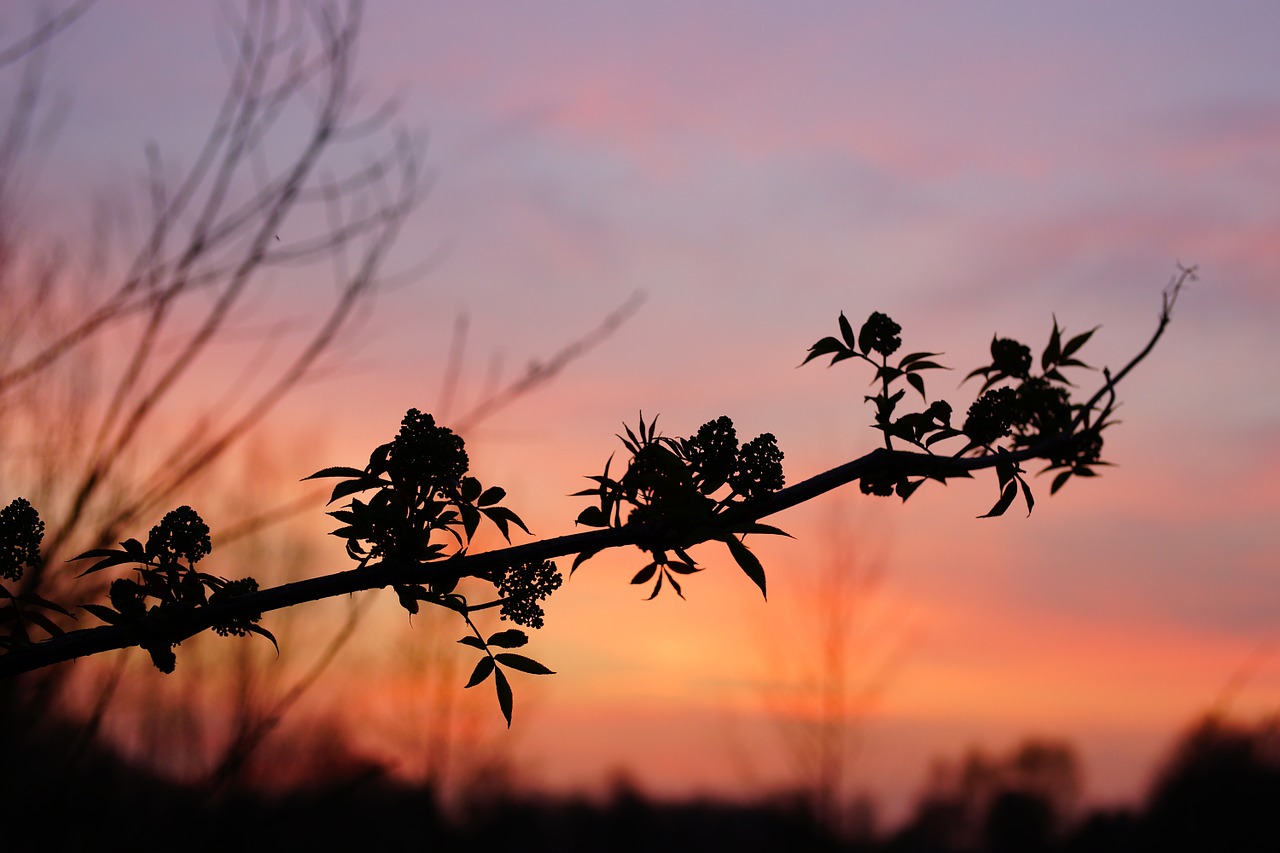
[0,265,1194,724]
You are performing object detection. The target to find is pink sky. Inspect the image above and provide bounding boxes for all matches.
[16,0,1280,825]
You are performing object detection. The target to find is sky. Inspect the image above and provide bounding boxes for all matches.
[10,0,1280,826]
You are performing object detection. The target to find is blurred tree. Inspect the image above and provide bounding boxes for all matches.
[1143,712,1280,852]
[893,738,1082,852]
[0,0,638,804]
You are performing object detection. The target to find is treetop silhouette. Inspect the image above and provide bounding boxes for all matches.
[0,264,1193,724]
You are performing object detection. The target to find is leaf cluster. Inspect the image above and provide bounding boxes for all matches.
[0,498,74,649]
[72,506,274,673]
[459,626,554,727]
[805,310,1108,515]
[307,408,554,724]
[573,414,789,600]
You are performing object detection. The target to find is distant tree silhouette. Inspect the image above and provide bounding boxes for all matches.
[892,738,1082,852]
[1142,713,1280,852]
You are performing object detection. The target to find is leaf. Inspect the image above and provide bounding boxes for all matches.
[837,312,857,350]
[571,548,601,574]
[801,336,848,367]
[494,667,514,727]
[396,587,420,615]
[899,351,945,368]
[1042,317,1062,372]
[460,476,482,503]
[465,656,495,688]
[21,592,73,616]
[1061,326,1099,359]
[487,629,528,648]
[723,536,766,600]
[481,506,531,541]
[896,478,925,501]
[247,624,280,655]
[906,372,926,400]
[666,571,685,599]
[460,504,481,543]
[303,466,368,481]
[328,477,380,505]
[730,522,792,538]
[478,486,506,507]
[74,551,136,577]
[457,635,486,650]
[576,505,607,527]
[495,653,555,675]
[21,609,65,638]
[1050,470,1073,494]
[1019,477,1036,516]
[631,562,658,585]
[81,603,122,625]
[979,480,1019,518]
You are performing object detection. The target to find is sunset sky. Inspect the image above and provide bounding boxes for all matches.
[15,0,1280,824]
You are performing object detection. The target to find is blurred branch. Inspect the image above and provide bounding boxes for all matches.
[0,0,96,69]
[452,290,646,432]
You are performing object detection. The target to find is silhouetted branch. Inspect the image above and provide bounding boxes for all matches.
[0,281,1175,678]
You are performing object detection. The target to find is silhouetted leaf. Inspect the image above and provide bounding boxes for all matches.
[457,635,486,650]
[460,504,481,543]
[81,603,121,625]
[487,629,528,648]
[896,478,925,501]
[631,562,658,585]
[21,592,72,616]
[396,587,420,615]
[328,477,380,505]
[730,522,792,538]
[1061,326,1098,360]
[495,653,554,675]
[21,609,64,637]
[979,480,1019,518]
[72,550,137,576]
[460,476,482,503]
[838,312,857,349]
[576,506,606,527]
[570,548,601,574]
[247,623,280,655]
[1042,318,1062,371]
[495,667,514,727]
[303,466,367,481]
[801,336,849,367]
[899,351,944,368]
[724,535,766,599]
[1019,477,1035,516]
[481,506,530,541]
[1050,470,1073,494]
[465,656,494,687]
[478,486,506,507]
[906,372,926,399]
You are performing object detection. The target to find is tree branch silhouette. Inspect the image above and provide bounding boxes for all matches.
[0,268,1188,682]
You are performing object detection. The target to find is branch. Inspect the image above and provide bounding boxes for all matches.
[0,276,1179,679]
